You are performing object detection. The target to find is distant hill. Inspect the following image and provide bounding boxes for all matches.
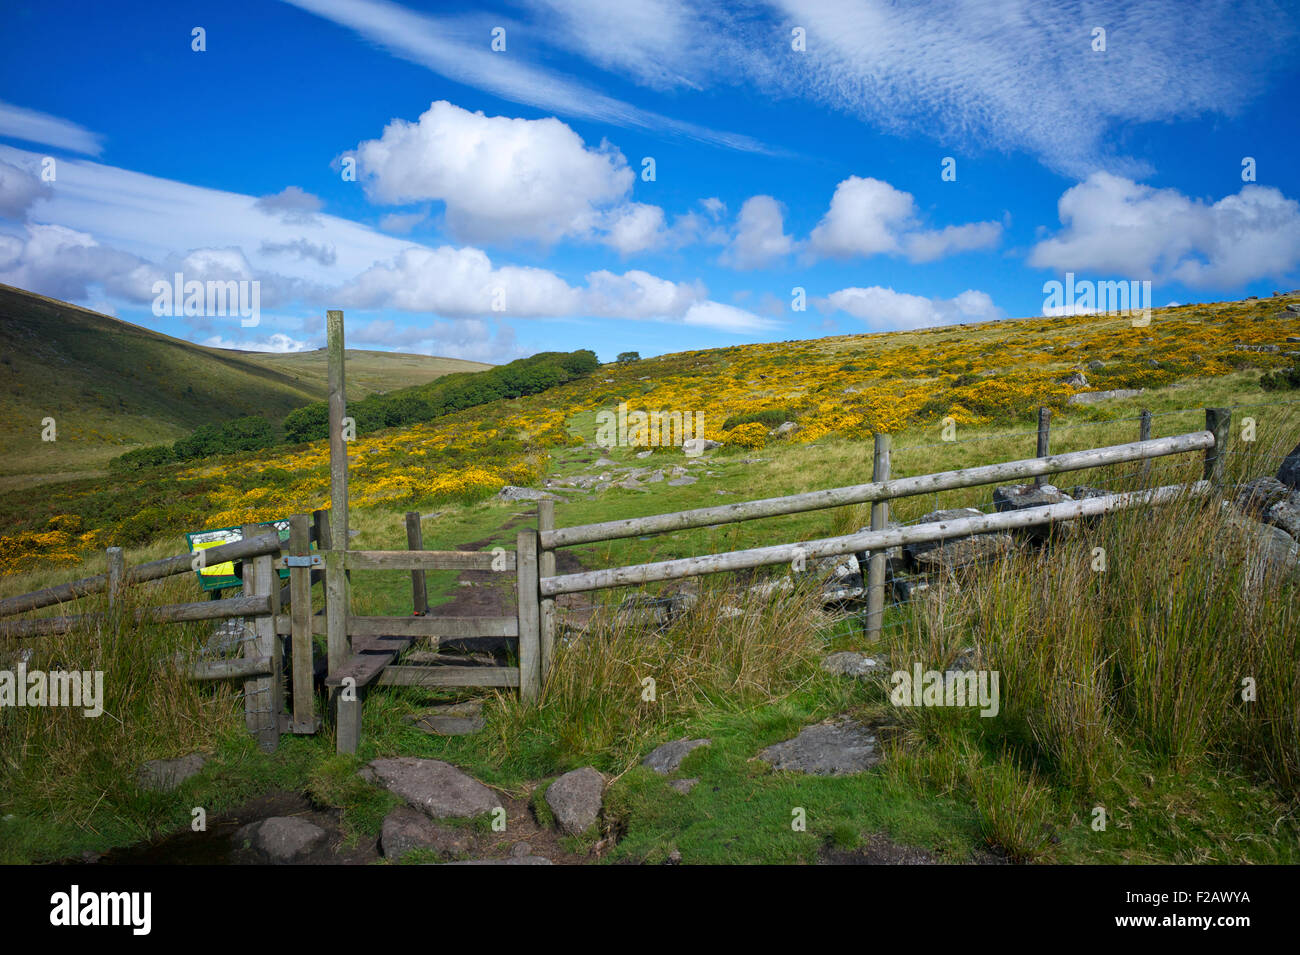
[225,348,491,401]
[0,285,487,488]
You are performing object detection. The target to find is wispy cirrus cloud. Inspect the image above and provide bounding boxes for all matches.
[280,0,773,154]
[0,100,103,155]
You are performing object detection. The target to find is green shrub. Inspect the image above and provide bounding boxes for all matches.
[721,407,795,431]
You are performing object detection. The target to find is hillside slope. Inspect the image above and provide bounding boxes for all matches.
[227,348,491,399]
[0,285,486,487]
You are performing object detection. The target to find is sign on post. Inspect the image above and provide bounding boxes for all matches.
[186,519,294,591]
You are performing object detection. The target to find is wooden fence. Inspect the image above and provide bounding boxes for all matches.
[0,306,1240,756]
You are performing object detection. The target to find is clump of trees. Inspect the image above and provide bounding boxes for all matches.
[109,415,276,472]
[617,351,641,363]
[282,349,599,442]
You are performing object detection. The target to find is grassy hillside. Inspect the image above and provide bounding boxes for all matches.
[228,348,491,400]
[0,285,488,489]
[1,292,1298,866]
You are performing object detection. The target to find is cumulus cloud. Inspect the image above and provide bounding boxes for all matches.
[255,186,325,224]
[351,100,644,246]
[260,237,338,266]
[0,158,51,220]
[1030,172,1300,288]
[602,202,667,254]
[820,286,1004,330]
[719,195,793,269]
[808,176,1000,262]
[0,223,155,304]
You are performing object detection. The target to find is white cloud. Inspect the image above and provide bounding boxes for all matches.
[809,175,1000,262]
[720,195,793,269]
[821,285,1004,330]
[602,202,667,254]
[254,186,325,224]
[352,100,648,247]
[0,101,103,155]
[681,300,779,332]
[281,0,769,153]
[205,333,311,353]
[1029,173,1300,288]
[0,158,50,220]
[582,269,702,319]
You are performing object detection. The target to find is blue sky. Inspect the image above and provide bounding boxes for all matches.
[1,0,1298,363]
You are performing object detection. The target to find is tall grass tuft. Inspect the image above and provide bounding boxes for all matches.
[486,576,829,773]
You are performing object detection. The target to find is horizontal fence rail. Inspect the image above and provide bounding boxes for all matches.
[0,531,282,619]
[541,481,1210,596]
[540,431,1214,550]
[342,549,515,572]
[0,594,274,639]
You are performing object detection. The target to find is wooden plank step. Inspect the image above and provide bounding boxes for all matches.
[324,633,412,688]
[376,665,519,688]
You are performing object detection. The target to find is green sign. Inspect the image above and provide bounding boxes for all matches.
[186,519,294,592]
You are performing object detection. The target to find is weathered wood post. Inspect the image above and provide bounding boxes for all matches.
[1139,409,1153,484]
[326,309,359,753]
[864,433,891,642]
[243,522,283,753]
[515,529,541,704]
[405,511,428,616]
[1034,406,1051,487]
[287,513,317,734]
[105,547,124,610]
[536,499,556,686]
[1204,407,1231,489]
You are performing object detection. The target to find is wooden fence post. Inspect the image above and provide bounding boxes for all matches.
[536,499,556,686]
[326,310,359,752]
[864,433,891,642]
[405,511,428,616]
[242,522,283,753]
[515,529,541,704]
[1139,409,1153,484]
[1204,407,1231,489]
[288,514,317,734]
[1034,406,1051,487]
[105,547,124,609]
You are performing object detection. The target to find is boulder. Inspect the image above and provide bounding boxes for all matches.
[1086,359,1105,371]
[773,421,799,437]
[359,758,501,819]
[405,701,485,737]
[497,486,553,502]
[138,754,206,792]
[821,651,885,679]
[1264,492,1300,539]
[1057,371,1088,388]
[905,508,1014,571]
[1234,476,1290,516]
[890,574,933,603]
[757,719,880,776]
[992,483,1074,539]
[1220,510,1300,582]
[617,592,696,628]
[1278,441,1300,489]
[667,475,698,486]
[642,738,711,774]
[1068,389,1144,405]
[545,767,604,835]
[235,817,327,863]
[380,805,475,862]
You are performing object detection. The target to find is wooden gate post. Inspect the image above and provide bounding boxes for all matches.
[405,511,428,616]
[536,500,556,687]
[243,522,283,753]
[287,514,317,734]
[326,310,359,753]
[105,547,124,610]
[515,529,541,704]
[1204,407,1231,489]
[1138,409,1153,484]
[1034,406,1051,487]
[864,433,891,642]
